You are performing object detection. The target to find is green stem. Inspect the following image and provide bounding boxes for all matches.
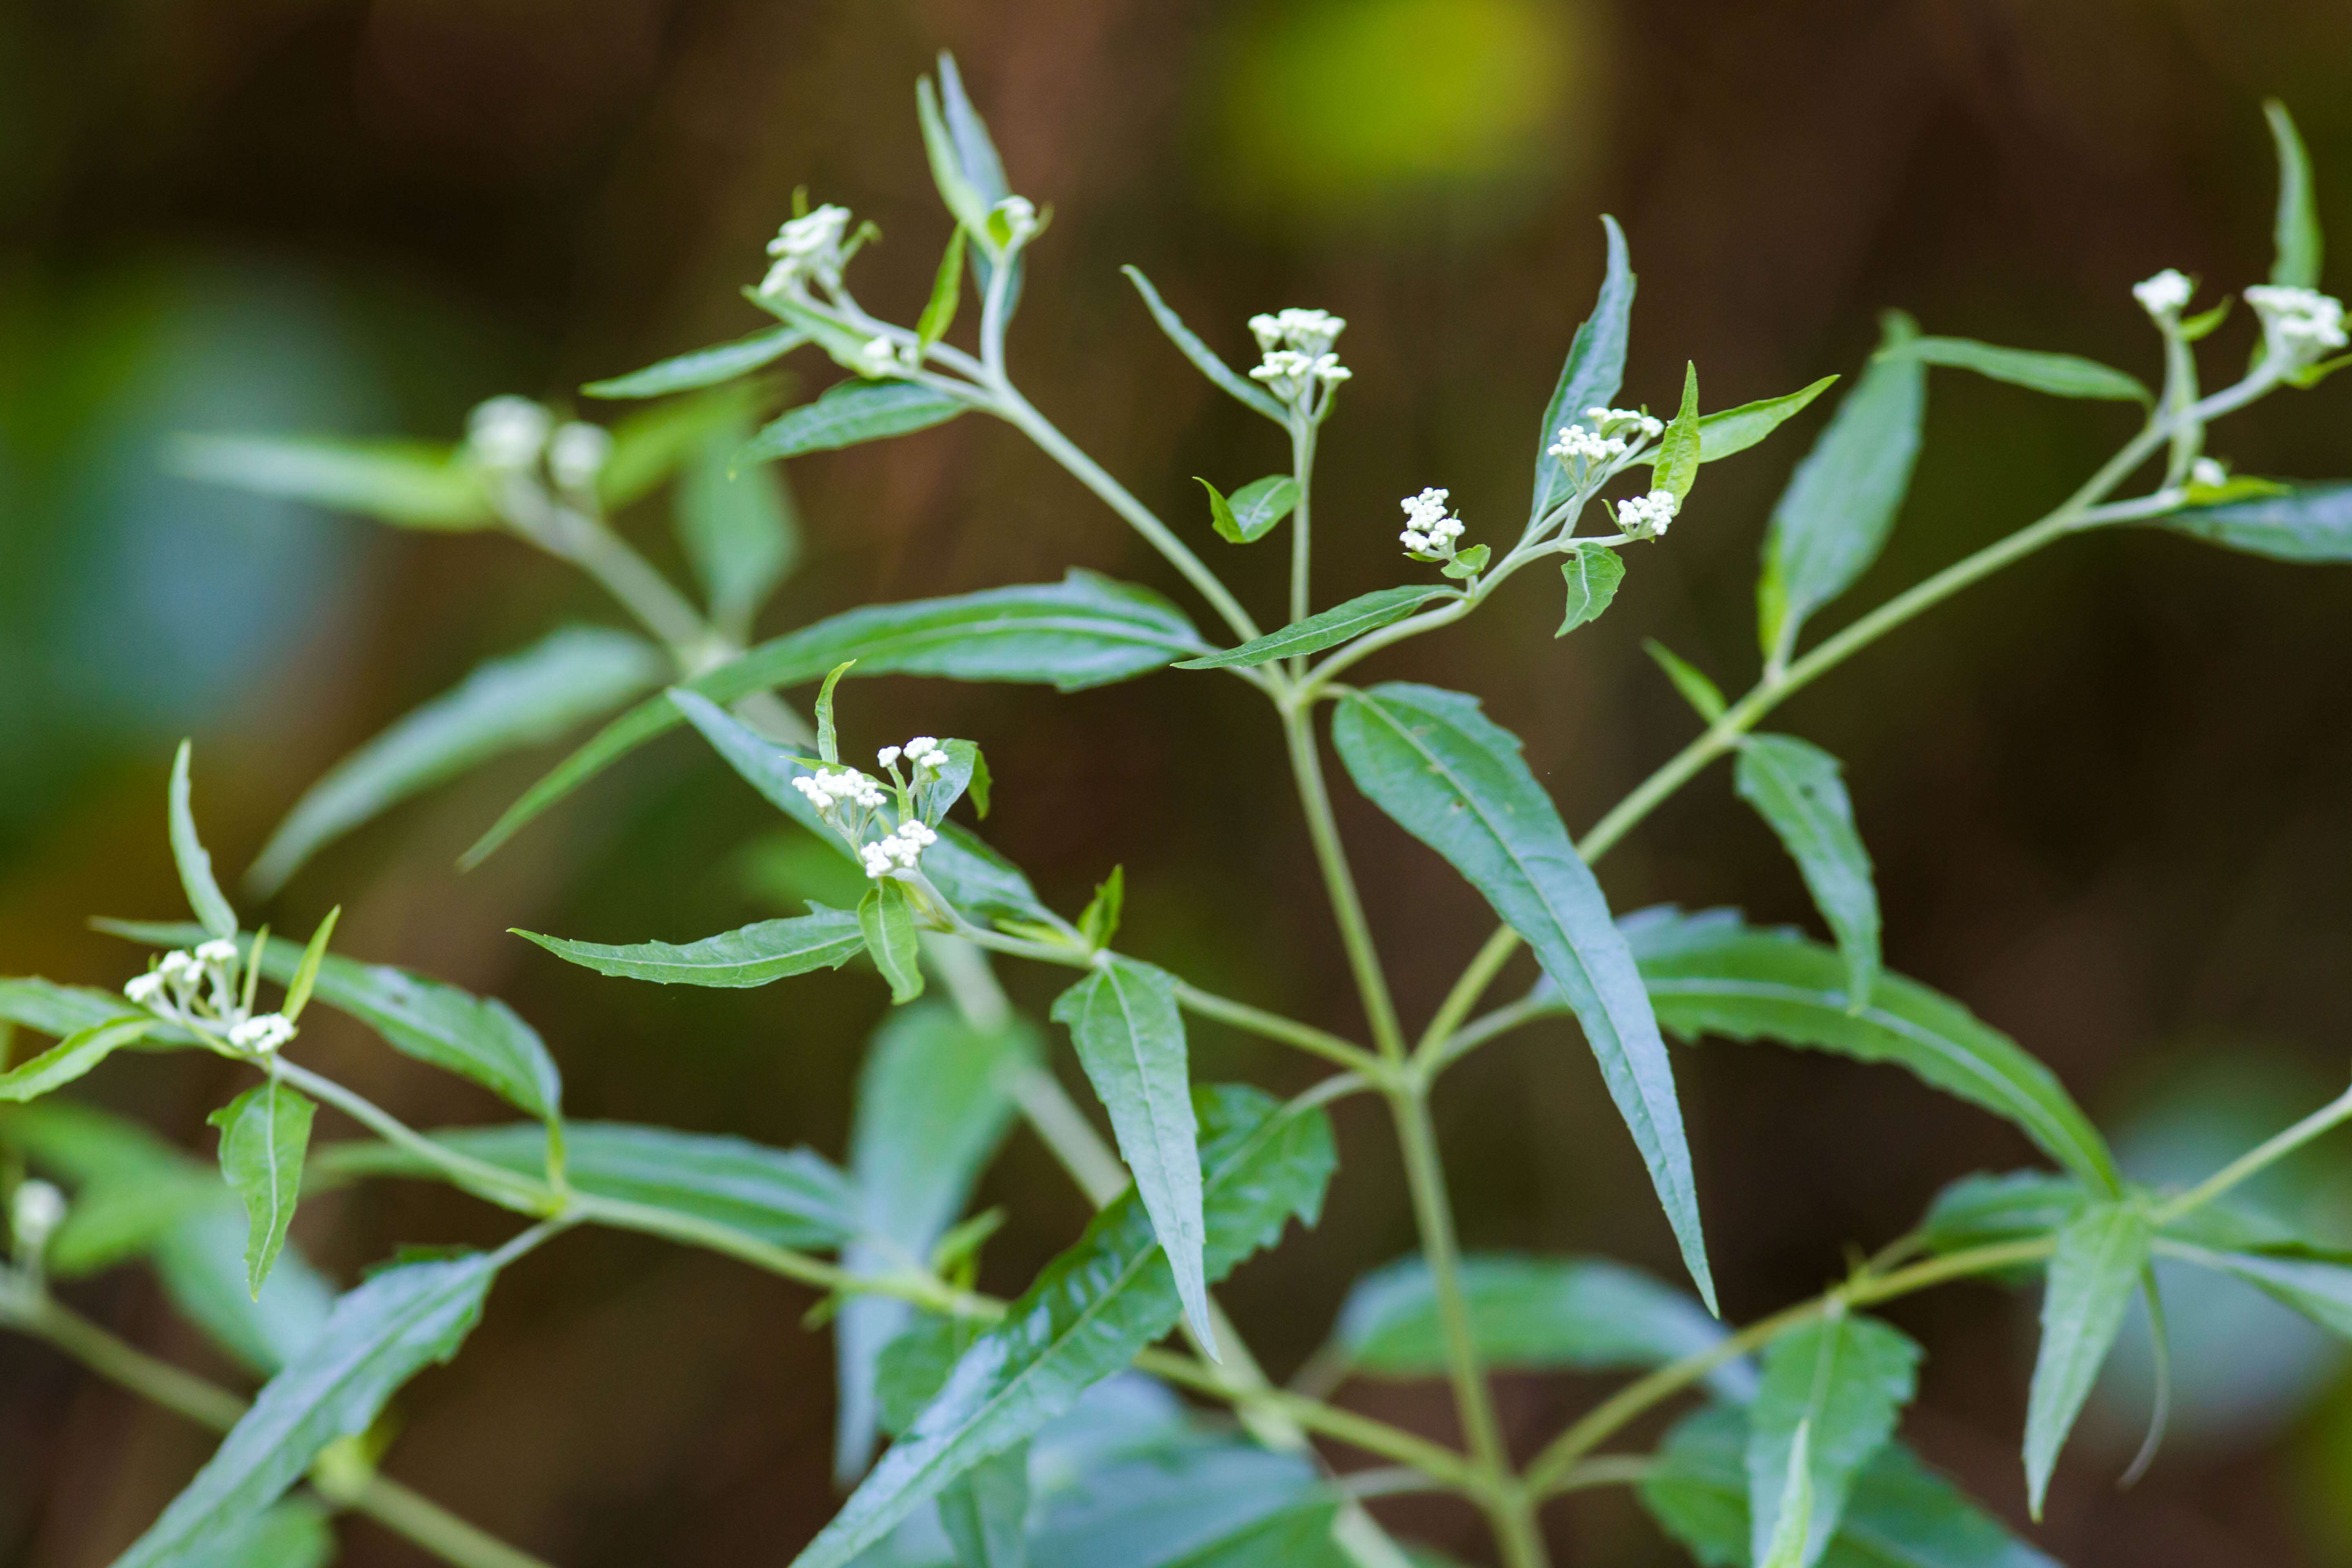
[2152,1084,2352,1224]
[274,1061,550,1214]
[1414,924,1527,1067]
[1281,708,1408,1062]
[1290,419,1316,642]
[564,1192,975,1314]
[1389,1092,1516,1487]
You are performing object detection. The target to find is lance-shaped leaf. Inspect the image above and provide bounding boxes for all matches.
[938,1444,1029,1568]
[1123,267,1289,423]
[1051,958,1211,1350]
[1334,1251,1753,1400]
[679,413,800,639]
[171,434,492,530]
[1654,363,1703,501]
[1760,1422,1815,1568]
[2024,1200,2151,1517]
[2157,483,2352,562]
[0,1018,151,1102]
[1691,376,1839,464]
[515,908,863,988]
[102,923,563,1125]
[1022,1443,1350,1568]
[154,1209,338,1378]
[1747,1312,1922,1567]
[1332,684,1713,1310]
[1619,907,2119,1192]
[927,52,1022,307]
[1197,475,1301,545]
[798,1084,1336,1568]
[1883,338,2149,402]
[320,1121,861,1250]
[838,1005,1040,1480]
[175,1499,334,1568]
[861,881,927,1004]
[2266,99,2322,290]
[1757,313,1926,660]
[1918,1171,2087,1255]
[1531,215,1635,523]
[207,1079,316,1298]
[170,742,239,941]
[585,324,808,399]
[0,978,163,1041]
[467,572,1207,866]
[1176,585,1455,670]
[2157,1238,2352,1338]
[247,627,662,895]
[1643,1403,2060,1568]
[740,381,969,465]
[1557,546,1625,637]
[1645,639,1728,721]
[109,1251,506,1568]
[1734,735,1881,1010]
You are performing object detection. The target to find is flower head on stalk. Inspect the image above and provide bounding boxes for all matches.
[2245,283,2348,369]
[758,204,857,301]
[791,736,962,881]
[1613,489,1679,540]
[122,938,295,1059]
[1247,308,1352,418]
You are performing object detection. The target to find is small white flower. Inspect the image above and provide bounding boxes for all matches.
[2190,457,2227,488]
[11,1180,66,1254]
[1614,488,1680,539]
[2245,283,2348,362]
[158,950,198,982]
[1548,424,1630,468]
[548,422,613,491]
[2133,269,2194,320]
[125,971,167,1006]
[194,939,241,967]
[861,336,902,376]
[466,396,552,471]
[1399,488,1467,556]
[1247,309,1350,408]
[1584,406,1663,439]
[758,205,855,298]
[228,1013,295,1055]
[876,745,902,769]
[991,195,1040,245]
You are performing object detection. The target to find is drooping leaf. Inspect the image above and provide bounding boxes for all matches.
[1531,215,1636,523]
[1884,338,2149,403]
[2156,483,2352,562]
[837,1005,1041,1481]
[2266,99,2323,290]
[1757,312,1926,660]
[466,572,1207,865]
[1176,586,1455,670]
[861,880,927,1004]
[1691,376,1839,464]
[514,908,863,988]
[207,1080,316,1298]
[170,742,239,942]
[247,628,663,895]
[0,1018,151,1102]
[584,324,808,399]
[1332,684,1713,1311]
[1619,908,2119,1192]
[102,924,563,1125]
[739,381,969,466]
[1051,959,1211,1350]
[109,1252,505,1568]
[2024,1200,2151,1517]
[1747,1312,1921,1567]
[1556,546,1625,637]
[319,1121,861,1250]
[1334,1252,1752,1399]
[1642,639,1727,722]
[1917,1171,2087,1255]
[1733,735,1881,1010]
[1123,267,1289,423]
[679,413,800,639]
[1654,362,1704,502]
[798,1085,1336,1568]
[171,434,493,530]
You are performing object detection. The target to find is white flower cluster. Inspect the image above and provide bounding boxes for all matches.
[1614,488,1680,539]
[2133,268,2194,320]
[1247,308,1352,411]
[464,396,611,495]
[792,737,961,880]
[1399,487,1467,557]
[11,1178,67,1258]
[1549,406,1662,485]
[2191,456,2228,488]
[758,205,855,300]
[123,939,296,1057]
[2245,284,2349,363]
[861,335,913,378]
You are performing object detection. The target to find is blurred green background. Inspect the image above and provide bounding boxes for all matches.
[5,0,2352,1564]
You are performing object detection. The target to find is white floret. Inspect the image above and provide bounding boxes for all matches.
[125,971,167,1006]
[2191,457,2227,488]
[759,205,854,298]
[229,1013,295,1055]
[1615,488,1681,538]
[2245,284,2348,358]
[11,1180,66,1252]
[466,396,552,471]
[2133,269,2194,318]
[548,422,613,490]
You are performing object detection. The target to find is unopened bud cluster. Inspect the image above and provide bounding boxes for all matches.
[123,940,295,1057]
[1614,489,1680,539]
[759,205,855,301]
[791,737,960,880]
[2245,284,2348,363]
[2132,269,2195,321]
[1248,308,1352,414]
[10,1178,66,1261]
[465,397,612,498]
[1549,405,1663,480]
[1399,487,1468,559]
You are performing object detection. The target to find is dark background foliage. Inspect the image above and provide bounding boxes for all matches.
[4,1,2351,1563]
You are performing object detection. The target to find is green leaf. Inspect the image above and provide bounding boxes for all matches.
[591,388,757,508]
[1051,958,1211,1349]
[861,881,927,1004]
[2024,1200,2151,1517]
[938,1443,1029,1568]
[915,740,989,827]
[1022,1443,1351,1568]
[247,627,662,896]
[797,1085,1336,1568]
[1747,1312,1921,1567]
[1123,267,1290,423]
[319,1121,860,1250]
[1760,1421,1815,1568]
[1176,586,1455,670]
[1332,684,1713,1311]
[0,978,160,1042]
[1693,376,1839,464]
[170,742,239,942]
[2156,1238,2352,1339]
[2157,483,2352,562]
[1883,336,2149,403]
[1441,543,1491,580]
[679,414,800,639]
[1654,362,1703,502]
[1642,639,1726,722]
[1918,1171,2086,1255]
[583,324,807,399]
[207,1080,315,1299]
[837,1004,1040,1479]
[2266,100,2322,289]
[1620,908,2120,1192]
[1556,546,1625,637]
[1198,475,1301,545]
[918,227,970,354]
[109,1252,504,1568]
[0,1018,150,1102]
[1644,1404,2060,1568]
[155,1209,339,1377]
[171,434,493,530]
[102,923,564,1125]
[1757,313,1926,660]
[174,1499,335,1568]
[1076,866,1124,951]
[282,908,339,1025]
[918,74,994,239]
[465,572,1206,866]
[740,381,968,465]
[1734,735,1881,1010]
[1334,1252,1751,1399]
[816,659,853,764]
[932,54,1022,307]
[1532,215,1636,523]
[514,908,863,988]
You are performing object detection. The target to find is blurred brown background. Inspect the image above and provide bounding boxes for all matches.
[6,0,2352,1564]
